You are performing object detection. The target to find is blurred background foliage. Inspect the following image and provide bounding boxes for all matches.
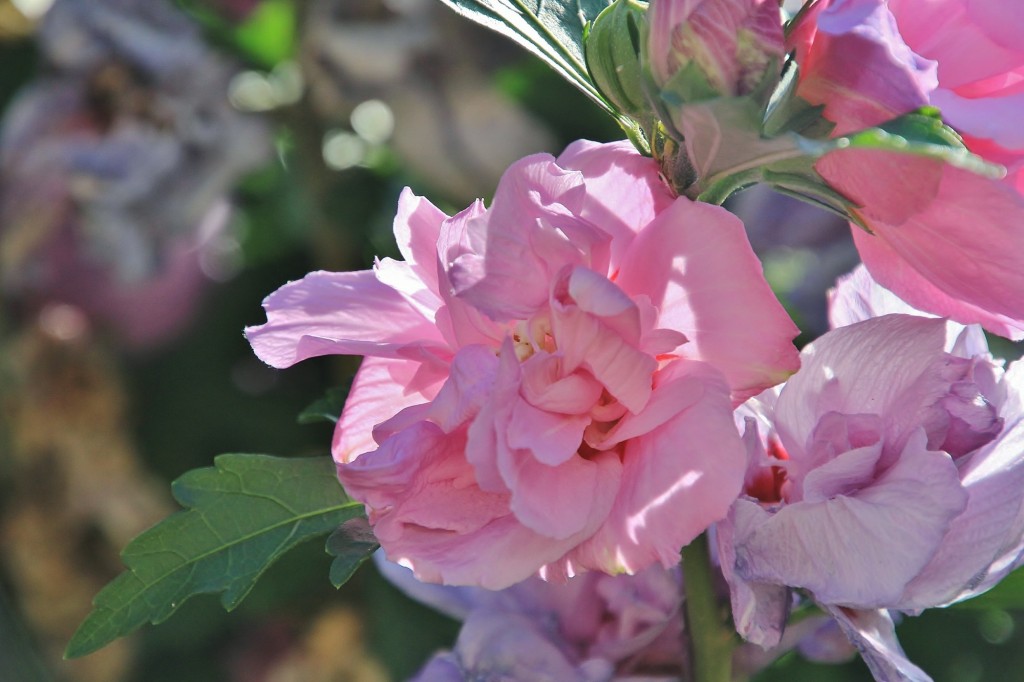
[0,1,1021,681]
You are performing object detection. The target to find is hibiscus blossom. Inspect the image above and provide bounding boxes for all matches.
[719,266,1024,681]
[247,140,799,587]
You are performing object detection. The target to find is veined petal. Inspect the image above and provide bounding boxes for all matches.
[825,607,932,682]
[448,154,602,321]
[615,197,799,403]
[508,399,591,467]
[828,264,989,355]
[245,269,447,368]
[503,442,621,541]
[392,187,447,296]
[775,315,950,455]
[733,430,967,607]
[901,361,1024,608]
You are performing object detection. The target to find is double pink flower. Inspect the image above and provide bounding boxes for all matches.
[247,140,799,587]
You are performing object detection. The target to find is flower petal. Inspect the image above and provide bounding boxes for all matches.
[245,269,447,368]
[901,361,1024,608]
[818,150,1024,339]
[825,607,932,682]
[332,356,440,465]
[571,361,745,573]
[615,197,800,403]
[733,430,967,607]
[557,139,675,269]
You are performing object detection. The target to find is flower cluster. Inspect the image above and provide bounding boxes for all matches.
[246,1,1024,680]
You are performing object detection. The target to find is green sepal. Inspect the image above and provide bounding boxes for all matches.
[65,454,361,658]
[585,0,650,119]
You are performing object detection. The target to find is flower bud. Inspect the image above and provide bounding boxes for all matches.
[648,0,784,98]
[584,0,651,120]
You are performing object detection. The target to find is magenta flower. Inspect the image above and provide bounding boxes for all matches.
[719,266,1024,680]
[247,140,799,587]
[787,0,1024,339]
[648,0,785,96]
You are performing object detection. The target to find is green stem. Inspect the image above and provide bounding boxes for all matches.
[682,534,737,682]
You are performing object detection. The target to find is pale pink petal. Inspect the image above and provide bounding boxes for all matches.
[448,154,606,321]
[332,356,440,466]
[563,265,643,344]
[571,360,746,573]
[733,430,967,607]
[343,421,583,588]
[392,187,447,296]
[550,291,656,415]
[520,354,604,415]
[464,339,521,493]
[557,139,675,269]
[427,345,499,433]
[817,149,1024,339]
[245,269,447,368]
[889,0,1024,88]
[502,444,622,541]
[508,399,591,467]
[827,264,989,355]
[374,257,442,320]
[615,197,800,403]
[851,225,1024,340]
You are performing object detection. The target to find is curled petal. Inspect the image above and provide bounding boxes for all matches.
[245,270,447,368]
[616,197,800,403]
[733,430,967,608]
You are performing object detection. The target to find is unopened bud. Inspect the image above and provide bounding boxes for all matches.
[648,0,784,99]
[585,0,651,120]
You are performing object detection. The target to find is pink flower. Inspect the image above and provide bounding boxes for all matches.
[247,140,799,587]
[648,0,784,97]
[788,0,1024,339]
[718,266,1024,680]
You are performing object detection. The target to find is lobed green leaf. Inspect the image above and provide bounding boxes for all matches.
[66,454,361,658]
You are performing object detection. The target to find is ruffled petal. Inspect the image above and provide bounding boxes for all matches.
[732,430,967,607]
[245,269,447,368]
[615,197,799,403]
[571,361,745,573]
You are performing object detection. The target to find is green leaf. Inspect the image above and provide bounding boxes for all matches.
[297,385,351,425]
[66,454,361,659]
[326,517,381,587]
[434,0,615,112]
